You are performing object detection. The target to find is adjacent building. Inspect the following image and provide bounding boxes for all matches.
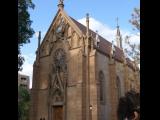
[18,73,30,90]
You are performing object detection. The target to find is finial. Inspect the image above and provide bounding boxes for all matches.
[38,31,41,54]
[38,31,41,42]
[112,40,115,52]
[58,0,64,9]
[86,13,90,37]
[110,40,115,59]
[112,40,115,50]
[95,30,100,42]
[86,13,89,18]
[36,31,41,59]
[86,13,89,22]
[95,30,100,47]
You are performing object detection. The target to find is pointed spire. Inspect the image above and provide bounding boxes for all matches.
[58,0,64,9]
[115,17,123,49]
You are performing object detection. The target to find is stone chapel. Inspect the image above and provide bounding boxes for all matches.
[29,1,140,120]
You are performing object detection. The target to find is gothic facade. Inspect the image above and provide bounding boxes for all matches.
[29,2,140,120]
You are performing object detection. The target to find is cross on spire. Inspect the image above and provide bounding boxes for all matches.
[59,0,64,4]
[58,0,64,9]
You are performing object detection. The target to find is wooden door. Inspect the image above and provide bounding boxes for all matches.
[53,106,63,120]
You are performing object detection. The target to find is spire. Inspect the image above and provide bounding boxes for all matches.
[115,17,122,49]
[58,0,64,9]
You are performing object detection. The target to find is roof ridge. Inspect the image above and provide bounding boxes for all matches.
[69,16,137,71]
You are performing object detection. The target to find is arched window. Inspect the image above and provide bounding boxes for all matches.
[99,71,105,103]
[116,76,121,99]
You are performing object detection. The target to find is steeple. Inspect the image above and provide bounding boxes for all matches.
[115,17,122,49]
[58,0,64,9]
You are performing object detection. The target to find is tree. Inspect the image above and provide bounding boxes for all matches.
[124,36,140,65]
[129,8,140,31]
[125,7,140,66]
[18,86,30,120]
[18,0,35,71]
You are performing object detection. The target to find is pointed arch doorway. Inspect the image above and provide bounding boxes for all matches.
[52,105,63,120]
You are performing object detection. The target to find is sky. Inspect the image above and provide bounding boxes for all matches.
[19,0,140,88]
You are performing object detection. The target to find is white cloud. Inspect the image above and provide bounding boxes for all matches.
[78,17,116,42]
[78,17,140,48]
[19,53,36,88]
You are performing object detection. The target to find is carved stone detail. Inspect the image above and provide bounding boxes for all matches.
[49,48,67,103]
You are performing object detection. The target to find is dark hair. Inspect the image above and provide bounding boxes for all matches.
[117,90,140,120]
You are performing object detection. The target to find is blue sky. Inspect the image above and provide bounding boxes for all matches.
[22,0,140,54]
[20,0,140,88]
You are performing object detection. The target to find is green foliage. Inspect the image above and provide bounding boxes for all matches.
[18,0,35,71]
[18,86,30,120]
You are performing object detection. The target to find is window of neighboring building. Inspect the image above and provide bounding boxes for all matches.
[21,77,26,80]
[99,71,105,103]
[20,84,27,88]
[116,76,121,99]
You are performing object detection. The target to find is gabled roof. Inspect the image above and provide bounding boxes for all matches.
[70,17,136,70]
[70,17,124,62]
